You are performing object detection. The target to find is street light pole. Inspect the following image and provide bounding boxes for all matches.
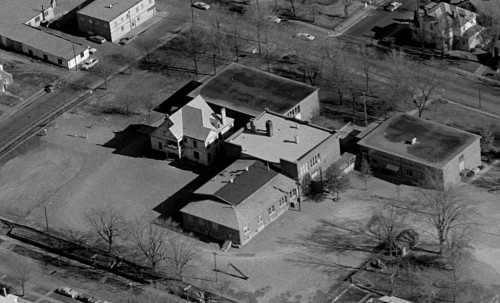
[44,206,49,233]
[213,252,218,283]
[363,92,368,127]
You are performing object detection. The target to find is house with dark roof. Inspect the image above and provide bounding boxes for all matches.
[416,2,483,51]
[150,96,235,165]
[181,159,298,246]
[225,110,342,181]
[77,0,156,42]
[188,63,320,121]
[357,113,481,189]
[0,0,89,69]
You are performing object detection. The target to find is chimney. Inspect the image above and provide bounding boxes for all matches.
[250,119,256,132]
[42,5,46,20]
[411,137,417,145]
[230,178,234,183]
[2,287,7,297]
[294,135,299,144]
[245,167,249,171]
[265,120,273,137]
[220,108,226,125]
[108,3,113,8]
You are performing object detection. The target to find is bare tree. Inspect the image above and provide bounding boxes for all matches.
[477,13,500,58]
[95,59,116,90]
[356,46,379,94]
[85,206,126,254]
[182,24,208,77]
[358,156,372,191]
[118,92,134,115]
[293,41,325,86]
[412,183,477,255]
[406,62,443,118]
[325,44,353,106]
[131,216,169,272]
[141,92,156,116]
[323,165,350,200]
[248,1,272,54]
[342,0,356,17]
[10,261,37,296]
[227,13,245,62]
[163,237,199,281]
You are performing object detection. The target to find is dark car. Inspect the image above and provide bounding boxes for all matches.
[88,35,106,44]
[119,36,136,45]
[44,85,55,93]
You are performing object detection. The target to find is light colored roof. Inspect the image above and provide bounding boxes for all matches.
[0,294,19,303]
[425,2,476,29]
[77,0,148,22]
[0,0,52,25]
[181,159,296,230]
[375,296,413,303]
[226,111,335,164]
[188,63,318,117]
[0,25,87,60]
[150,95,234,142]
[357,113,480,168]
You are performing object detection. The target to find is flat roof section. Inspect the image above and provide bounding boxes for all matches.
[226,111,334,164]
[357,114,480,168]
[78,0,147,22]
[189,63,318,117]
[0,0,52,25]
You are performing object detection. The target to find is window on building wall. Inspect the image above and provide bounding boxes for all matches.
[212,222,218,230]
[158,142,163,149]
[459,154,464,162]
[406,170,413,177]
[121,26,124,31]
[35,16,40,22]
[58,59,63,65]
[114,21,117,27]
[44,11,49,16]
[89,19,92,24]
[80,17,84,21]
[104,24,108,28]
[193,151,200,159]
[193,141,198,148]
[183,138,187,144]
[268,205,275,215]
[136,7,139,12]
[373,159,378,164]
[279,196,287,207]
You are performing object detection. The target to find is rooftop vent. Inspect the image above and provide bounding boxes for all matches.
[245,167,249,171]
[230,178,234,183]
[294,135,299,144]
[410,137,418,145]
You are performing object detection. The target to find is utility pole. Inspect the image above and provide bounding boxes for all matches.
[363,92,368,127]
[213,252,218,283]
[44,206,49,233]
[478,86,482,109]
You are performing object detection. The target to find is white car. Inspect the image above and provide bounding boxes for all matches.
[192,2,210,10]
[296,33,315,41]
[267,15,281,23]
[81,58,99,70]
[57,287,78,298]
[386,1,402,11]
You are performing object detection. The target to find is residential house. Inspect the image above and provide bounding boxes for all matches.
[187,63,320,121]
[77,0,156,42]
[357,113,481,189]
[150,96,234,165]
[225,110,342,181]
[181,159,298,246]
[417,2,483,51]
[0,0,89,69]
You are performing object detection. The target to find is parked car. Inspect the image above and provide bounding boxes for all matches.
[192,2,210,10]
[267,15,281,23]
[386,1,402,11]
[119,36,136,45]
[81,58,99,70]
[78,293,94,303]
[87,46,97,54]
[295,33,315,41]
[88,35,106,44]
[44,84,55,93]
[57,287,78,298]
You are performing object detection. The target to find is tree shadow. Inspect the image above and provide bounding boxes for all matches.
[154,80,201,114]
[100,124,166,159]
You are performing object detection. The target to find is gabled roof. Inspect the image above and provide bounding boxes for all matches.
[226,111,336,164]
[181,159,296,229]
[0,0,52,25]
[188,63,318,117]
[425,2,476,29]
[357,113,480,168]
[150,95,234,142]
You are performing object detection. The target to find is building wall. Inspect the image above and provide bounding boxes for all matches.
[285,90,319,121]
[295,133,341,181]
[441,138,481,188]
[182,213,241,244]
[77,0,156,42]
[25,7,55,27]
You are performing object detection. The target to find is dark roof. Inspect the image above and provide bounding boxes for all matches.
[358,114,480,168]
[214,160,279,206]
[188,63,318,117]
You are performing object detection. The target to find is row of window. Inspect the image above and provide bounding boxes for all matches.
[288,105,301,117]
[309,154,321,168]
